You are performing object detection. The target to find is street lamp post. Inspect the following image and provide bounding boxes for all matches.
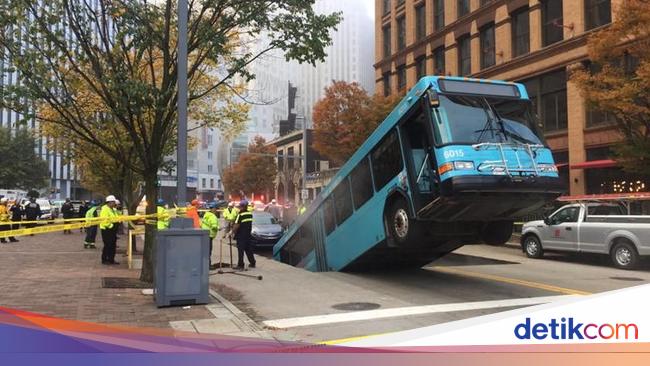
[176,0,188,204]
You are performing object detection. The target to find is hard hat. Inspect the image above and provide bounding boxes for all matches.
[0,198,7,203]
[271,199,276,204]
[105,195,116,202]
[157,198,165,205]
[208,202,218,209]
[90,200,97,206]
[191,199,199,206]
[115,199,120,205]
[228,201,234,207]
[239,200,249,208]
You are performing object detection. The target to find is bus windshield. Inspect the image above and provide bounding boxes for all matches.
[435,94,544,146]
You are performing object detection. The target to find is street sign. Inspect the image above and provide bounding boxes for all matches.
[301,189,309,200]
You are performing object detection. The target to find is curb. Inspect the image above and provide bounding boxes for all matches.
[208,289,265,333]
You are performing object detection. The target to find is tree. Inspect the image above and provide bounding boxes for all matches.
[0,127,49,190]
[571,0,650,178]
[313,81,400,166]
[222,136,277,197]
[1,0,340,282]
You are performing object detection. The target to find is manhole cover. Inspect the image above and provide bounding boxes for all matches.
[102,277,152,289]
[610,277,645,282]
[331,302,381,311]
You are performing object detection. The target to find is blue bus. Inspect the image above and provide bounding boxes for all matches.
[273,76,565,271]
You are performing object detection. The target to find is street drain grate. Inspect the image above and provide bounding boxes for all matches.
[609,277,645,282]
[332,302,381,311]
[102,277,152,289]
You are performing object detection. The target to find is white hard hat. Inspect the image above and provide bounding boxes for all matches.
[105,195,116,202]
[0,198,7,203]
[271,199,276,203]
[115,199,120,205]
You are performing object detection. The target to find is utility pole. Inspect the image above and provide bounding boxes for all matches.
[176,0,188,204]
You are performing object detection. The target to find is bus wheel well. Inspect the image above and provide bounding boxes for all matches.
[385,192,411,217]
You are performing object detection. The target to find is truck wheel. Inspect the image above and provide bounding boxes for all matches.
[610,241,639,270]
[386,198,417,245]
[482,221,514,246]
[523,235,544,259]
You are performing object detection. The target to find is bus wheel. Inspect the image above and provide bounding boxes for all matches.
[386,199,416,245]
[482,221,513,246]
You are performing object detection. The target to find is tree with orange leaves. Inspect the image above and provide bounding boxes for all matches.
[571,0,650,178]
[312,81,400,167]
[222,136,277,198]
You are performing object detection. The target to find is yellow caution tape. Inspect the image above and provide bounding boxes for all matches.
[0,212,168,239]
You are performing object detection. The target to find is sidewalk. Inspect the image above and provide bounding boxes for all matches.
[0,229,275,340]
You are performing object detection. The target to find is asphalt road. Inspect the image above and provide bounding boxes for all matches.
[208,240,650,344]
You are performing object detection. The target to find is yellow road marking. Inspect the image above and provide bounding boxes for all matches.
[320,332,386,345]
[429,266,592,296]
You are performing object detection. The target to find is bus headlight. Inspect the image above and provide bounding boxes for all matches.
[453,161,475,170]
[538,164,558,173]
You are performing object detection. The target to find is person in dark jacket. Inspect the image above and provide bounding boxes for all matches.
[8,201,22,243]
[78,200,89,233]
[61,198,74,234]
[24,198,41,235]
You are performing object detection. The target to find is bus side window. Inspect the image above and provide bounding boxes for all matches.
[371,130,403,191]
[323,197,336,235]
[333,177,353,226]
[350,157,374,210]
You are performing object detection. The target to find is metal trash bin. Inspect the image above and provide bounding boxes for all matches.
[155,218,210,307]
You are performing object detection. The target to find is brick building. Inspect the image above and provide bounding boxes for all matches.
[375,0,647,195]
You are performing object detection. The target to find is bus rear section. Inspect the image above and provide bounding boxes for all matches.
[274,76,565,272]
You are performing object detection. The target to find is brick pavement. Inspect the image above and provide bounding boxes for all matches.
[0,229,213,328]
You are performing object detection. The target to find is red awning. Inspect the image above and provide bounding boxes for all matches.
[570,159,618,170]
[555,163,569,168]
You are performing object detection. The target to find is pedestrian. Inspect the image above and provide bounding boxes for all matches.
[61,198,74,234]
[8,200,22,243]
[100,195,119,265]
[186,199,201,228]
[24,197,41,234]
[297,201,307,216]
[78,200,89,233]
[231,200,255,270]
[156,199,170,230]
[222,201,237,238]
[201,202,220,268]
[84,200,99,249]
[0,198,14,243]
[265,199,282,222]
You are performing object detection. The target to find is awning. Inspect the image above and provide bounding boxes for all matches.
[570,159,618,170]
[555,163,569,169]
[558,192,650,202]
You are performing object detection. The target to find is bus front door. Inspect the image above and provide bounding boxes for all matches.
[399,104,438,215]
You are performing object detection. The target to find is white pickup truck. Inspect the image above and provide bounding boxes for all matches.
[521,203,650,269]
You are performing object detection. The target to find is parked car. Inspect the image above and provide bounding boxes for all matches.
[521,203,650,269]
[70,200,84,215]
[250,211,284,250]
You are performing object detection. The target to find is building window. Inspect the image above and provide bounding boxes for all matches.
[521,69,567,132]
[415,5,426,40]
[383,26,391,58]
[397,17,406,50]
[383,72,391,96]
[415,56,426,79]
[480,0,493,6]
[511,7,530,57]
[383,0,391,15]
[586,104,615,127]
[480,23,495,69]
[397,0,405,6]
[207,151,213,160]
[433,0,445,31]
[542,0,563,47]
[397,65,406,90]
[457,0,470,18]
[202,178,206,188]
[585,0,611,30]
[287,147,294,169]
[457,35,471,76]
[210,178,214,189]
[207,134,213,145]
[278,150,284,171]
[207,164,213,172]
[433,46,445,75]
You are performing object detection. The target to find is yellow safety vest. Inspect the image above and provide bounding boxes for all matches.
[157,205,170,230]
[99,204,118,230]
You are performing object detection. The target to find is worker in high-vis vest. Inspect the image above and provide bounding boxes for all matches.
[186,199,201,228]
[231,200,255,269]
[201,202,220,268]
[100,195,119,265]
[84,200,99,249]
[156,199,170,230]
[222,202,237,237]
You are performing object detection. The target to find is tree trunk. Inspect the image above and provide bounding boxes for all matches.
[139,173,158,283]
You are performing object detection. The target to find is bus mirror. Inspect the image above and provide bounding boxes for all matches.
[427,90,439,108]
